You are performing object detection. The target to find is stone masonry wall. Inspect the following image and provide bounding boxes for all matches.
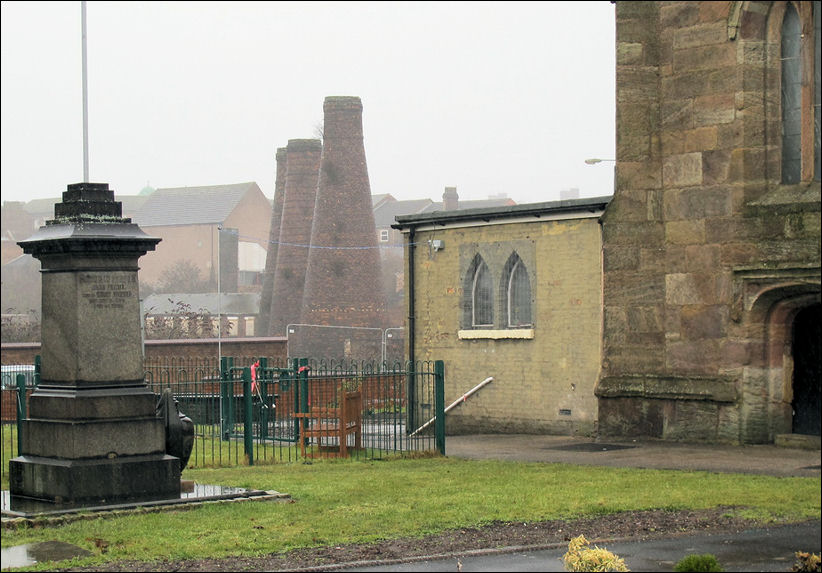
[599,1,821,444]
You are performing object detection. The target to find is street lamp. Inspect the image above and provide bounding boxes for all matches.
[585,158,617,193]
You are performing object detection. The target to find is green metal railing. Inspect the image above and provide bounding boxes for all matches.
[2,356,445,476]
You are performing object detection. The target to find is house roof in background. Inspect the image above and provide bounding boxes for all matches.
[419,197,517,213]
[371,193,395,208]
[133,182,260,227]
[373,198,435,227]
[22,198,61,216]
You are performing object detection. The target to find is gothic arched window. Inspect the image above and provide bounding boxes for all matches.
[503,254,532,328]
[781,2,802,183]
[470,256,493,327]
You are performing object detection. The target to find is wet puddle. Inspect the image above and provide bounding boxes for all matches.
[1,484,282,569]
[1,540,92,569]
[1,484,268,517]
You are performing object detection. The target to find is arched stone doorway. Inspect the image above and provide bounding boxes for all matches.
[737,274,820,444]
[791,303,821,436]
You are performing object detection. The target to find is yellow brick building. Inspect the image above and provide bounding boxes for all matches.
[393,197,610,435]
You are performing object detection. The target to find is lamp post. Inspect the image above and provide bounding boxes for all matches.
[584,158,617,192]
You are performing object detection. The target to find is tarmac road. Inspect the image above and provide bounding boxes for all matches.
[343,434,821,573]
[345,520,821,572]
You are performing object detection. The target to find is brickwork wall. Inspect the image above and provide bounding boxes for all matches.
[300,97,387,355]
[1,338,287,365]
[136,224,216,287]
[410,216,603,435]
[599,1,821,444]
[222,186,273,253]
[268,139,322,336]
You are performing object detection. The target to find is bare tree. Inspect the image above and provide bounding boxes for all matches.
[156,260,212,294]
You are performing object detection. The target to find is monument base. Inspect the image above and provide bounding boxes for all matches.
[8,453,180,509]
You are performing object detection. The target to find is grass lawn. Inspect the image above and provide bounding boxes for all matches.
[1,455,820,570]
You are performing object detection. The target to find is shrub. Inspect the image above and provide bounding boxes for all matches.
[674,553,724,572]
[792,551,822,572]
[563,534,630,572]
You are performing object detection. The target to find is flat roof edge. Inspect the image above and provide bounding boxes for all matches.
[391,195,612,229]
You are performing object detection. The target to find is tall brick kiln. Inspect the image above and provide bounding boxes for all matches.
[257,146,286,337]
[267,139,322,336]
[297,96,386,359]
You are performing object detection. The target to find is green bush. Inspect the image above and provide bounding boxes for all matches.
[674,553,724,572]
[563,534,629,572]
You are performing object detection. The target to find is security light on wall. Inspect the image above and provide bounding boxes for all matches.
[431,239,444,251]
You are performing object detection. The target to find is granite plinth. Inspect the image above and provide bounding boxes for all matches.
[27,385,157,420]
[21,417,165,459]
[9,454,180,506]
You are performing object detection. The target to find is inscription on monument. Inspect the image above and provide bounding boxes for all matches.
[80,274,136,310]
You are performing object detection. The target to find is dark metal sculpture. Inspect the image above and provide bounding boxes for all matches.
[156,389,194,471]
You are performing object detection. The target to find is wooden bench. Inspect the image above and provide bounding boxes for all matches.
[295,389,362,458]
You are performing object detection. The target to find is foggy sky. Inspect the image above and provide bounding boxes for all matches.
[0,1,616,207]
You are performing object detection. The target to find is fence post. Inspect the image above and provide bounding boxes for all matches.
[406,362,416,435]
[291,358,299,441]
[220,356,231,440]
[259,357,269,441]
[16,373,27,453]
[434,361,445,455]
[298,358,309,451]
[242,366,254,465]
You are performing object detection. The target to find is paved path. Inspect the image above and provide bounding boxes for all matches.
[444,434,821,477]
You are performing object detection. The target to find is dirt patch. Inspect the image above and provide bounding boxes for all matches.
[55,507,783,572]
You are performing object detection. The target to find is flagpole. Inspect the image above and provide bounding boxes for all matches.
[217,224,222,362]
[81,1,89,182]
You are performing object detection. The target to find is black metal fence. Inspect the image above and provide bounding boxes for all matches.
[2,356,445,476]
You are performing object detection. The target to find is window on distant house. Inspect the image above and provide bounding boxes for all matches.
[379,229,390,242]
[503,253,532,327]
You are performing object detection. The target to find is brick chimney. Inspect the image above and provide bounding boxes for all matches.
[257,146,287,337]
[267,139,322,336]
[299,97,386,357]
[443,186,459,210]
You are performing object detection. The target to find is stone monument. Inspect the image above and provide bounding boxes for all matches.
[9,182,181,509]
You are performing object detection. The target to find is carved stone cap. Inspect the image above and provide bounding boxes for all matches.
[50,182,128,224]
[18,182,160,260]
